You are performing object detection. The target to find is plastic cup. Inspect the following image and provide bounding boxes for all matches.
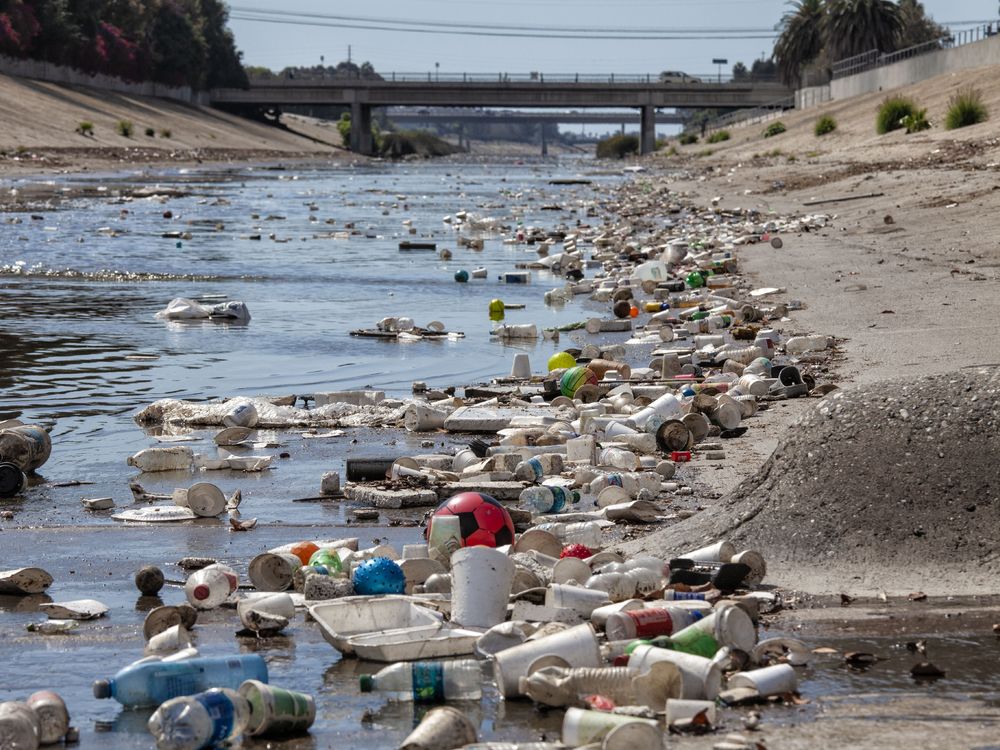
[404,403,449,432]
[510,353,532,379]
[238,593,295,630]
[249,552,303,592]
[144,624,192,655]
[551,557,592,585]
[545,584,611,614]
[451,546,515,630]
[679,540,735,563]
[400,706,477,750]
[239,679,316,737]
[727,663,798,697]
[493,623,601,698]
[427,515,462,569]
[628,644,722,700]
[561,708,659,746]
[602,720,663,750]
[730,549,767,586]
[670,605,756,658]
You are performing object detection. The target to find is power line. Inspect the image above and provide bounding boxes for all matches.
[229,13,780,40]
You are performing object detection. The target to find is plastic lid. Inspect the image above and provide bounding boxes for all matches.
[92,680,111,699]
[192,584,210,601]
[358,675,374,693]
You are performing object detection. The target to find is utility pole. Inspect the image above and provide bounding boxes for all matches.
[712,58,728,84]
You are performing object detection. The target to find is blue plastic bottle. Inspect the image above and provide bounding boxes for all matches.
[92,655,268,708]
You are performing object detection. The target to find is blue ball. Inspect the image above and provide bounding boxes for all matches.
[352,557,406,595]
[454,270,469,283]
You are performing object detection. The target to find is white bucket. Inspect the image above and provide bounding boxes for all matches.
[628,644,722,700]
[451,546,515,630]
[404,403,449,432]
[728,663,798,696]
[561,708,659,747]
[680,540,735,562]
[493,623,601,698]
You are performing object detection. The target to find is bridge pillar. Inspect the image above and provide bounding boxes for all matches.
[541,125,548,157]
[640,105,656,155]
[350,102,374,155]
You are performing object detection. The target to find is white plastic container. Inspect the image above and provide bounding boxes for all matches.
[184,564,238,610]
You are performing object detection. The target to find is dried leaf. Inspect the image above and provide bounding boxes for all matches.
[691,709,712,727]
[229,517,257,532]
[908,591,927,602]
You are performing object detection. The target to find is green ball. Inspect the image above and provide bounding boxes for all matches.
[560,366,598,398]
[547,351,576,371]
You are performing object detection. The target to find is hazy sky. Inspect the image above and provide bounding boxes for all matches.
[228,0,993,76]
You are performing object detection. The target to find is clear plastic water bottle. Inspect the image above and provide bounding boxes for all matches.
[185,564,238,609]
[518,486,578,514]
[92,655,268,708]
[359,659,482,702]
[533,521,603,549]
[148,688,251,750]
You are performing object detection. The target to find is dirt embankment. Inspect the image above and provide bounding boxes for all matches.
[0,73,347,172]
[621,63,1000,596]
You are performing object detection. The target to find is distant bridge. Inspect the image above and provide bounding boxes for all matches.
[384,108,689,127]
[210,75,792,155]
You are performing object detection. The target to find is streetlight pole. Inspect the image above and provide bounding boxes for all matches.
[435,62,440,82]
[712,58,728,84]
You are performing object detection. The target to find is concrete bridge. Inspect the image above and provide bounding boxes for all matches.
[210,76,792,155]
[385,108,690,127]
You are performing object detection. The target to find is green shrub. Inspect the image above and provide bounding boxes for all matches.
[945,87,988,130]
[337,113,352,147]
[678,132,698,145]
[144,127,155,137]
[116,119,134,137]
[876,96,917,134]
[662,145,678,157]
[695,148,714,157]
[707,130,730,143]
[902,108,930,133]
[76,121,94,136]
[595,134,639,159]
[763,121,786,138]
[814,115,837,136]
[159,128,172,138]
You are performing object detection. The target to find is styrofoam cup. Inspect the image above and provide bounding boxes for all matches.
[400,706,477,750]
[510,353,532,379]
[665,698,718,726]
[679,540,735,562]
[545,583,610,614]
[493,623,602,698]
[451,546,515,630]
[561,707,659,746]
[249,553,303,592]
[628,644,722,700]
[731,549,767,586]
[728,663,798,697]
[404,403,449,432]
[670,605,756,658]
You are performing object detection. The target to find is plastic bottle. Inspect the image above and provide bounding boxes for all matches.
[93,655,268,708]
[533,521,603,549]
[0,701,40,750]
[598,447,639,472]
[359,659,482,701]
[127,446,195,472]
[185,564,239,609]
[606,607,702,641]
[148,688,251,750]
[518,485,578,515]
[307,548,344,577]
[785,335,829,354]
[513,454,563,482]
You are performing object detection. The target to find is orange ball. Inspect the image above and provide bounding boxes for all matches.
[629,305,639,318]
[289,541,320,566]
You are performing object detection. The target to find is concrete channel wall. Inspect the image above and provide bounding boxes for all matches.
[0,54,207,104]
[797,33,1000,110]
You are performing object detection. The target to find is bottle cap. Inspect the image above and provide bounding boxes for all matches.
[92,680,111,699]
[358,675,374,693]
[192,584,210,601]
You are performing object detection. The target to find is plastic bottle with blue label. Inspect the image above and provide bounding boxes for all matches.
[92,654,268,708]
[148,688,251,750]
[518,485,579,514]
[358,659,481,702]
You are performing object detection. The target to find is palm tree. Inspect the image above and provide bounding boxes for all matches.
[773,0,825,85]
[823,0,903,61]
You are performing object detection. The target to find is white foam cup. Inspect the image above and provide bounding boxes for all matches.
[451,546,515,629]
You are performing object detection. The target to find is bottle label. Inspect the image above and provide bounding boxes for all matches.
[196,691,235,744]
[548,487,567,513]
[411,662,445,702]
[606,474,624,488]
[627,609,675,637]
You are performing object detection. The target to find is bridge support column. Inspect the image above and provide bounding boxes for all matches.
[640,105,656,155]
[350,102,374,155]
[540,125,548,157]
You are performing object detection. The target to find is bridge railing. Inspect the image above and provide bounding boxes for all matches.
[831,24,996,80]
[701,96,796,134]
[247,71,780,86]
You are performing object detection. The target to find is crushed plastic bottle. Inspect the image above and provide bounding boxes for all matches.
[148,688,250,750]
[184,564,239,610]
[359,659,482,702]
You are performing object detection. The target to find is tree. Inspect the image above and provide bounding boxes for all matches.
[773,0,825,85]
[822,0,903,61]
[897,0,947,48]
[732,61,750,81]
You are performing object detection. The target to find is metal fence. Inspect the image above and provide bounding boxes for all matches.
[701,96,795,133]
[831,24,996,80]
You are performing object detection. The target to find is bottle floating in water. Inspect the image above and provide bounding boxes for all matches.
[92,655,268,708]
[148,688,251,750]
[184,564,238,610]
[359,659,482,702]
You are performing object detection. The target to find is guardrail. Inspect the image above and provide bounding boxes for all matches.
[701,96,795,133]
[247,71,779,85]
[831,24,996,80]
